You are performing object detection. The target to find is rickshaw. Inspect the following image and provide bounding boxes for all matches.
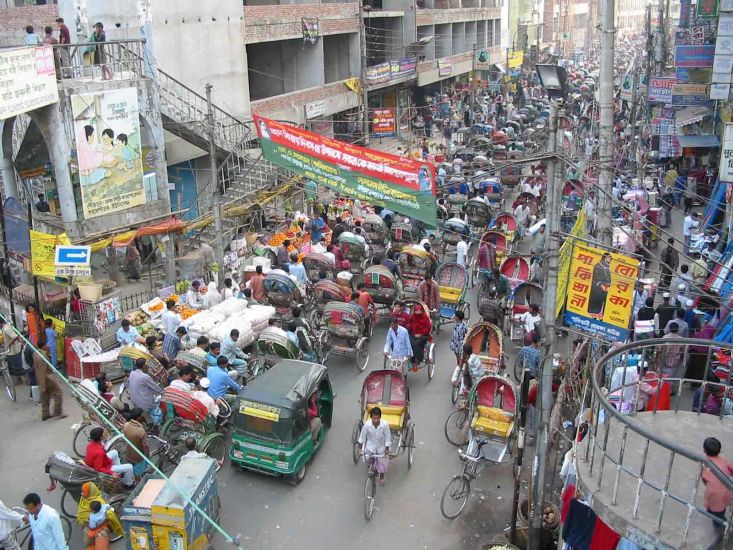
[390,222,419,254]
[435,262,471,333]
[362,264,402,316]
[442,218,470,260]
[507,282,543,343]
[493,212,518,242]
[339,234,370,274]
[465,197,493,231]
[440,375,517,519]
[398,246,435,297]
[70,381,127,458]
[392,298,436,379]
[465,321,505,375]
[263,272,309,323]
[472,230,511,291]
[351,369,415,519]
[477,177,504,211]
[303,253,338,283]
[311,278,350,328]
[249,325,326,372]
[318,301,372,371]
[119,345,168,385]
[500,255,530,282]
[159,387,229,469]
[363,214,390,258]
[230,359,333,484]
[513,191,541,215]
[173,349,208,380]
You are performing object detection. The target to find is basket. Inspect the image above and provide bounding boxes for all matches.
[481,540,521,550]
[78,283,103,301]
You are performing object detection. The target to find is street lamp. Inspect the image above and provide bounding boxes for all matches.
[536,63,568,99]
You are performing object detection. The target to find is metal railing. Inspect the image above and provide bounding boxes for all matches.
[48,39,146,82]
[582,337,733,548]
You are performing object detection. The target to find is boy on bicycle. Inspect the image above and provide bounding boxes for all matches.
[358,407,391,486]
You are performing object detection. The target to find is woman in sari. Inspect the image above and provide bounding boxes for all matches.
[406,303,432,367]
[76,482,123,549]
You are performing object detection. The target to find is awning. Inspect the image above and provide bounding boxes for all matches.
[676,134,720,148]
[675,106,713,128]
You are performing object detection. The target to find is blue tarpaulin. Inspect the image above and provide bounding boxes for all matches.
[676,134,720,148]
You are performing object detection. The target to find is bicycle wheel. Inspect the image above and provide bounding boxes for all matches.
[3,366,16,401]
[440,475,471,519]
[26,515,72,549]
[73,422,99,458]
[364,471,376,520]
[351,420,363,465]
[60,488,79,519]
[451,382,460,404]
[444,408,469,446]
[514,355,524,384]
[201,433,227,470]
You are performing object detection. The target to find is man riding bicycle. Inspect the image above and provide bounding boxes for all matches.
[358,407,391,486]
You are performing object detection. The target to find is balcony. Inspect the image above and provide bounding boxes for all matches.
[416,5,501,26]
[243,4,358,45]
[578,338,733,549]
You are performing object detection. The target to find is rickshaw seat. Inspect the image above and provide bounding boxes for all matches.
[364,404,405,431]
[472,406,514,438]
[440,287,462,303]
[513,305,530,314]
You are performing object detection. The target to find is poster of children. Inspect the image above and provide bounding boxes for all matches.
[71,87,145,219]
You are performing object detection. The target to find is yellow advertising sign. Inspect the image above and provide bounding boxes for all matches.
[30,230,71,277]
[508,51,525,69]
[556,210,586,317]
[239,400,281,422]
[564,243,639,341]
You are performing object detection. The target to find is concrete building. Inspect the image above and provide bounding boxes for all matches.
[616,0,649,32]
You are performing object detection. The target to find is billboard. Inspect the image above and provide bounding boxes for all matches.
[648,77,677,103]
[254,116,437,227]
[564,243,639,342]
[0,46,59,120]
[720,123,733,182]
[71,87,145,219]
[371,108,396,136]
[675,44,715,67]
[671,83,713,105]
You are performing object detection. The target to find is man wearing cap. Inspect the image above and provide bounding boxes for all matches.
[655,292,676,337]
[682,212,700,255]
[191,377,220,418]
[683,299,700,335]
[674,283,689,310]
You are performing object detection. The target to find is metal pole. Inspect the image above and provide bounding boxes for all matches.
[510,368,531,544]
[596,0,615,247]
[0,197,15,324]
[359,2,370,146]
[205,84,225,275]
[530,100,562,550]
[655,0,665,74]
[628,66,640,177]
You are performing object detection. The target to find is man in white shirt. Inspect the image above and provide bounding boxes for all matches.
[682,212,699,255]
[169,365,194,393]
[456,235,469,267]
[519,304,542,336]
[584,191,596,234]
[160,300,182,334]
[358,407,392,485]
[186,280,204,310]
[312,237,327,254]
[192,377,220,418]
[452,156,463,175]
[180,437,211,461]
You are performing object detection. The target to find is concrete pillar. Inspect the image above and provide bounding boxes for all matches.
[0,157,17,200]
[29,104,78,235]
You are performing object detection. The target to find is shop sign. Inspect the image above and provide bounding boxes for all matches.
[719,14,733,35]
[556,210,586,317]
[680,0,692,26]
[390,57,417,78]
[474,49,491,70]
[254,116,437,227]
[30,230,71,278]
[675,44,715,67]
[0,46,58,120]
[71,87,146,219]
[719,123,733,182]
[508,50,524,69]
[716,36,733,56]
[564,243,639,342]
[371,108,396,136]
[302,17,319,44]
[723,0,733,11]
[671,83,712,105]
[366,62,391,84]
[305,99,327,119]
[697,0,719,17]
[437,59,452,77]
[711,83,731,99]
[648,77,677,103]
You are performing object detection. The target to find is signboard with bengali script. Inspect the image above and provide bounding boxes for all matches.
[0,46,59,120]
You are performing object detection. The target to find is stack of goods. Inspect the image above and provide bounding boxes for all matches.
[179,298,275,349]
[125,310,158,339]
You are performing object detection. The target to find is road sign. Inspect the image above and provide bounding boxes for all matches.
[55,265,91,277]
[55,245,91,266]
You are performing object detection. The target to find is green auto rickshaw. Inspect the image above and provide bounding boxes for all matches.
[229,359,333,484]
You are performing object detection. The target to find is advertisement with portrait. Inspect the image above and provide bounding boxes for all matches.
[71,87,145,219]
[564,243,639,341]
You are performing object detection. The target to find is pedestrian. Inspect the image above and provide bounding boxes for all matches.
[91,22,112,80]
[35,193,50,213]
[683,176,696,213]
[657,322,685,378]
[584,190,596,234]
[34,337,65,421]
[418,273,440,314]
[701,437,733,530]
[122,407,150,478]
[162,326,186,361]
[664,309,689,337]
[289,253,307,284]
[654,292,676,337]
[456,234,469,267]
[659,238,679,288]
[0,499,23,550]
[186,280,204,310]
[43,318,59,369]
[180,437,209,460]
[248,265,266,303]
[125,241,142,281]
[478,289,503,327]
[1,318,23,383]
[55,18,71,76]
[691,251,708,288]
[682,212,699,255]
[517,332,542,380]
[23,25,41,46]
[449,310,468,360]
[127,358,163,424]
[161,299,182,334]
[22,493,68,550]
[76,482,124,547]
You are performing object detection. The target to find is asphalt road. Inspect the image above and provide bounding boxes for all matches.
[0,279,523,550]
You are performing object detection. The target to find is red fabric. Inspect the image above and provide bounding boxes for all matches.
[357,291,373,315]
[407,312,431,336]
[85,441,113,475]
[561,484,575,523]
[588,517,621,550]
[333,246,345,269]
[643,373,671,411]
[391,310,410,327]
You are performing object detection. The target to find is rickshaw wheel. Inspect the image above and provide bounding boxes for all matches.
[440,475,471,519]
[356,338,369,372]
[406,423,415,470]
[108,494,127,520]
[513,355,524,383]
[352,420,363,464]
[73,422,99,458]
[201,434,227,470]
[286,463,307,485]
[427,357,435,380]
[444,408,469,446]
[451,382,460,405]
[60,488,79,519]
[460,302,471,321]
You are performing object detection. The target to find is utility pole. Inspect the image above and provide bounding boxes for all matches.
[628,66,640,179]
[655,0,666,74]
[205,84,225,276]
[530,100,563,550]
[596,0,615,247]
[358,1,370,146]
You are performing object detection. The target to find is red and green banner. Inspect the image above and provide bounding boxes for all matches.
[254,116,438,227]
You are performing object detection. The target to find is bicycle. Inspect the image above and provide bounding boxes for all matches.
[440,437,489,519]
[362,453,385,521]
[0,353,16,402]
[0,506,72,550]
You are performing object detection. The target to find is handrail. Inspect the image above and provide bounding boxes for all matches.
[1,38,147,50]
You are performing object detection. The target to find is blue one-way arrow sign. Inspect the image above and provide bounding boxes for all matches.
[55,245,91,266]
